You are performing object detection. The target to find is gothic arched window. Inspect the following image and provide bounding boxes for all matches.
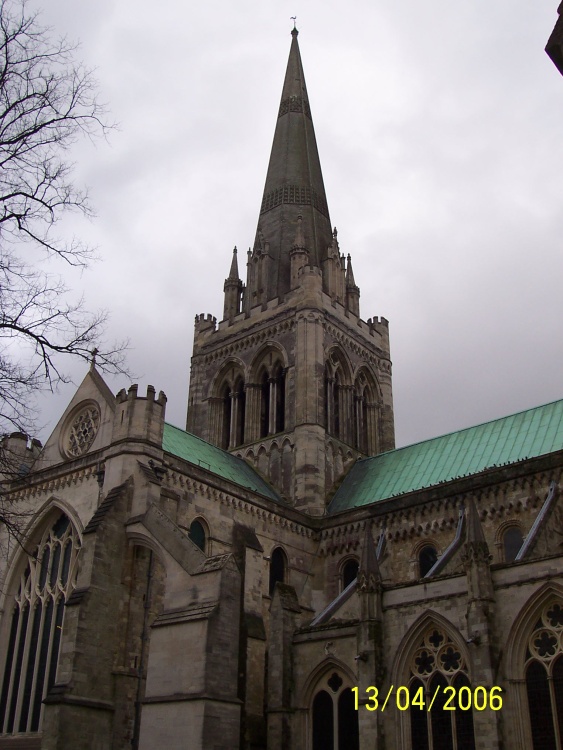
[419,544,438,578]
[524,599,563,749]
[269,547,287,595]
[188,519,207,552]
[408,626,476,750]
[311,671,359,750]
[502,525,524,563]
[258,360,286,438]
[0,514,80,734]
[341,559,359,590]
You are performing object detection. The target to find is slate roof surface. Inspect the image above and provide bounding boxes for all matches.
[328,399,563,514]
[163,423,281,502]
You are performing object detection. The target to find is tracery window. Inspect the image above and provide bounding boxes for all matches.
[311,671,359,750]
[65,403,100,457]
[408,626,475,750]
[0,514,80,734]
[525,599,563,749]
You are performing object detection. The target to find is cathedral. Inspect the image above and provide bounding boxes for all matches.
[0,26,562,750]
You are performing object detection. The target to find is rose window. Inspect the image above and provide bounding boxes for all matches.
[66,404,100,456]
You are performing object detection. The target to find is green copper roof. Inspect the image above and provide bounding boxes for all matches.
[163,423,281,503]
[328,399,563,514]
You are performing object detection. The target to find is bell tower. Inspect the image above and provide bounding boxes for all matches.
[186,28,394,514]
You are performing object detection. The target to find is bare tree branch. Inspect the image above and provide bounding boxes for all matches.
[0,0,128,546]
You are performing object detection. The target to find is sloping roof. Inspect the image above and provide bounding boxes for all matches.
[163,423,282,503]
[328,399,563,514]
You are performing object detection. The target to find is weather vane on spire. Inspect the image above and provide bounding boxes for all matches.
[291,16,297,29]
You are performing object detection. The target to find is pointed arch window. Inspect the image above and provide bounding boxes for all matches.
[269,547,287,595]
[407,626,476,750]
[419,545,438,578]
[258,361,286,438]
[524,599,563,749]
[188,519,207,553]
[0,514,80,734]
[502,525,524,563]
[341,559,359,590]
[311,672,359,750]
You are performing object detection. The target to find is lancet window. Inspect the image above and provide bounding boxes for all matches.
[524,599,563,749]
[408,626,475,750]
[502,525,524,563]
[352,369,378,455]
[418,544,438,578]
[188,519,207,553]
[0,514,80,734]
[341,558,359,590]
[269,546,287,595]
[214,368,246,449]
[253,352,286,440]
[324,350,351,443]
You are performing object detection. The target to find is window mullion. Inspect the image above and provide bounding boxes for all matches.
[26,597,47,733]
[2,606,23,734]
[333,693,338,750]
[547,674,562,750]
[12,601,35,734]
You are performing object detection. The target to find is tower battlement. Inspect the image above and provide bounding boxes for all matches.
[113,384,167,445]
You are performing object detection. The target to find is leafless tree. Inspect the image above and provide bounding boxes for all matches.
[0,0,126,550]
[0,0,126,436]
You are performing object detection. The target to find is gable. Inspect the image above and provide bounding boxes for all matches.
[34,367,117,470]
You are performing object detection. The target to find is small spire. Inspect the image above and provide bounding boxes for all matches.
[290,16,298,35]
[90,348,98,370]
[228,246,240,280]
[346,254,356,287]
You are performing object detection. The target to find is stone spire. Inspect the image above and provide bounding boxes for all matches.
[345,254,360,316]
[250,27,333,302]
[223,247,243,321]
[227,246,240,280]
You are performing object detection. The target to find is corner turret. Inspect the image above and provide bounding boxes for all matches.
[112,384,167,447]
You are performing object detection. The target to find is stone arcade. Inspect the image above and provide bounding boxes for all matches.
[0,27,562,750]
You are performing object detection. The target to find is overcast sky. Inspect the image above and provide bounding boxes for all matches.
[26,0,563,449]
